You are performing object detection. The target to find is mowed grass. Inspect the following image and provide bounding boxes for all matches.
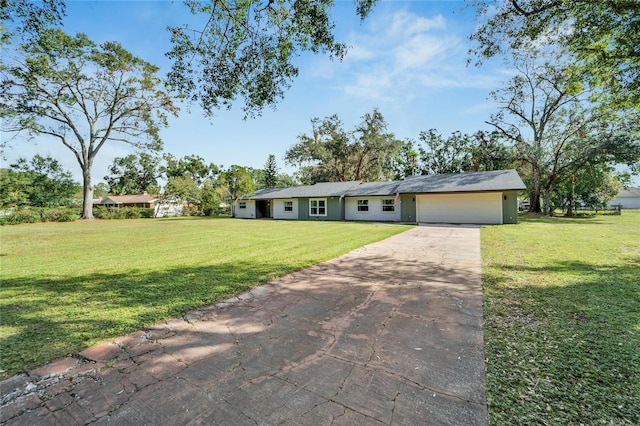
[0,217,411,378]
[482,211,640,425]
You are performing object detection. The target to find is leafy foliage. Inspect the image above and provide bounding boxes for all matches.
[159,154,222,215]
[418,130,474,175]
[1,28,177,219]
[470,131,515,172]
[0,0,65,45]
[92,206,148,220]
[412,130,514,176]
[221,165,254,217]
[469,0,640,108]
[162,153,220,186]
[487,54,640,214]
[551,165,625,214]
[105,153,162,195]
[0,155,80,208]
[0,207,79,225]
[390,142,419,180]
[165,0,378,116]
[263,154,279,188]
[285,108,403,183]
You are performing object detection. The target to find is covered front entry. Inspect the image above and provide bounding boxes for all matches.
[416,192,503,224]
[256,200,271,218]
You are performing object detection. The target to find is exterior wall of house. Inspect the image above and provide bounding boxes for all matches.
[235,200,256,218]
[609,196,640,209]
[273,199,298,219]
[296,197,343,220]
[297,198,310,220]
[416,192,503,224]
[155,203,184,217]
[501,190,519,224]
[345,196,401,222]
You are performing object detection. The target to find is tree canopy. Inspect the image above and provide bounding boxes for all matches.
[105,153,162,195]
[222,165,254,217]
[1,28,177,219]
[166,0,378,116]
[263,154,279,188]
[0,155,80,208]
[487,54,640,214]
[285,109,403,184]
[469,0,640,108]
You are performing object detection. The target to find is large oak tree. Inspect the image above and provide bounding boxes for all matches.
[487,54,640,214]
[1,29,177,219]
[285,109,403,184]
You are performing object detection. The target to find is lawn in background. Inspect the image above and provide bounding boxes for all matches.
[482,211,640,425]
[0,218,411,378]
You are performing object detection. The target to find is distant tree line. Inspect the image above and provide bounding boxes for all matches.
[3,95,636,219]
[0,151,298,220]
[285,105,637,214]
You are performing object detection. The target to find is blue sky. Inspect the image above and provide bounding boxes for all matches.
[5,0,512,182]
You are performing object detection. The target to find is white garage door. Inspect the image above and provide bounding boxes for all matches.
[416,193,502,224]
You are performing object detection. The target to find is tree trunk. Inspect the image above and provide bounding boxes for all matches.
[566,202,574,217]
[529,166,542,213]
[81,164,94,220]
[543,186,552,215]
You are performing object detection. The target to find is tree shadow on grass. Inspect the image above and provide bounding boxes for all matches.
[518,214,610,225]
[0,251,479,379]
[483,259,640,424]
[1,248,492,425]
[0,259,301,377]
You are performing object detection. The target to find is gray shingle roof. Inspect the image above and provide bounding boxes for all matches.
[615,187,640,197]
[245,170,526,200]
[345,181,402,196]
[249,181,362,199]
[396,169,526,194]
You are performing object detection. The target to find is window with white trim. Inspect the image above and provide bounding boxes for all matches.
[357,199,369,212]
[284,201,293,212]
[309,199,326,216]
[382,199,395,212]
[239,202,247,209]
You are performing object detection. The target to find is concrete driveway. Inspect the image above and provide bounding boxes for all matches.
[1,225,487,425]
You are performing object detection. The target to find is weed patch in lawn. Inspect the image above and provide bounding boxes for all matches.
[0,218,411,378]
[482,211,640,425]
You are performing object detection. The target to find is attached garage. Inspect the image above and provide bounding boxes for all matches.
[416,192,503,224]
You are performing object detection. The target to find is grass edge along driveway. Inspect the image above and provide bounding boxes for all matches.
[0,218,412,379]
[481,211,640,425]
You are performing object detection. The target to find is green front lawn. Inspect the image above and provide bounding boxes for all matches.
[0,218,411,378]
[482,211,640,425]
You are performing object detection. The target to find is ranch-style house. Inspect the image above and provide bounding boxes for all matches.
[235,169,526,225]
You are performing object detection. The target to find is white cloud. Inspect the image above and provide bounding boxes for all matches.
[388,11,446,38]
[331,8,496,102]
[393,34,455,70]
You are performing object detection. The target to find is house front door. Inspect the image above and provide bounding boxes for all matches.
[256,200,271,218]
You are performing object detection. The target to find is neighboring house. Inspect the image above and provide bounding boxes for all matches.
[608,187,640,209]
[93,194,184,217]
[236,169,526,225]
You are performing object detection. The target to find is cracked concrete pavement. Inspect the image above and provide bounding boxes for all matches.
[1,225,487,425]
